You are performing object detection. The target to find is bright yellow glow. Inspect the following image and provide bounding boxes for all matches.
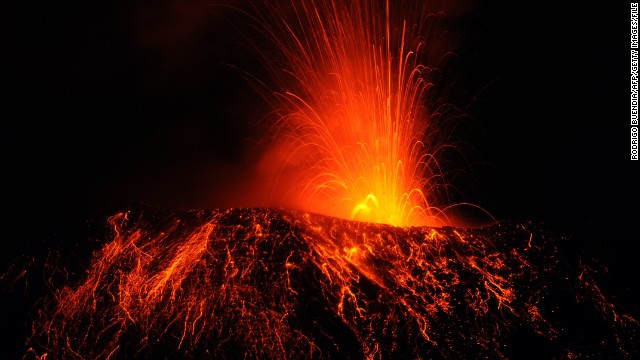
[255,0,451,227]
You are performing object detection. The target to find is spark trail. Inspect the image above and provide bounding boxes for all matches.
[248,0,456,227]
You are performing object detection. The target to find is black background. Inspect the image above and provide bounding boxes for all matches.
[1,0,635,228]
[1,0,637,358]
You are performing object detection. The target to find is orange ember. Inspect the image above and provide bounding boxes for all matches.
[251,0,455,227]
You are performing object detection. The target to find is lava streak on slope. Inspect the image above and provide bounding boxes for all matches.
[26,206,638,359]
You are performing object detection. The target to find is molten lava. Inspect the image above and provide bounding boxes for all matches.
[250,0,455,227]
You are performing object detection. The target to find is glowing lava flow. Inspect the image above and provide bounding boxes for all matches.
[249,0,455,227]
[26,207,638,359]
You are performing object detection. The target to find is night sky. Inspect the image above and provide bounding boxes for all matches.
[1,0,637,356]
[3,1,633,226]
[3,2,636,250]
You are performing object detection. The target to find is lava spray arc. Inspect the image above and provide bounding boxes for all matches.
[249,0,458,227]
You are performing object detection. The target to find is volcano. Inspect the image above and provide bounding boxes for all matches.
[14,204,638,359]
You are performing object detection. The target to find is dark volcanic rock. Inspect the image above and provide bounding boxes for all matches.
[8,205,639,359]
